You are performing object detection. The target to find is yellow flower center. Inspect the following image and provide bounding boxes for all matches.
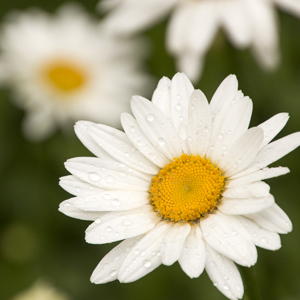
[43,60,87,93]
[149,154,225,222]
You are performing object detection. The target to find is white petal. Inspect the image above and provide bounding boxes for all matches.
[118,221,171,283]
[222,181,270,199]
[236,216,281,251]
[250,0,279,69]
[209,95,253,164]
[258,113,289,150]
[74,121,112,160]
[220,0,252,48]
[85,205,160,244]
[59,175,105,196]
[246,203,292,234]
[178,225,206,278]
[65,157,151,191]
[167,1,218,54]
[151,76,171,118]
[218,127,264,177]
[64,190,149,212]
[227,166,290,186]
[160,222,191,266]
[59,198,107,221]
[169,73,194,137]
[101,0,176,35]
[121,113,169,168]
[201,213,257,267]
[275,0,300,18]
[131,96,182,159]
[205,244,244,300]
[241,132,300,177]
[91,236,142,284]
[209,74,238,116]
[88,124,158,175]
[219,194,274,215]
[187,89,212,157]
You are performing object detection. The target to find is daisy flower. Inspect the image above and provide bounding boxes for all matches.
[98,0,300,82]
[59,73,300,299]
[0,5,151,141]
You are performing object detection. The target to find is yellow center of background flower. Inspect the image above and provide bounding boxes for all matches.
[43,61,86,93]
[150,154,225,222]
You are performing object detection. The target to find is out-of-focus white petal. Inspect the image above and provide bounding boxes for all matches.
[85,205,160,244]
[275,0,300,18]
[246,203,292,234]
[205,244,244,300]
[160,222,191,266]
[178,225,206,278]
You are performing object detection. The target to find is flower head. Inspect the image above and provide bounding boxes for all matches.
[59,73,300,299]
[98,0,300,82]
[0,4,151,141]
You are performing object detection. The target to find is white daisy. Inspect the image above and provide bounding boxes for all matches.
[98,0,300,82]
[59,73,300,300]
[0,5,151,141]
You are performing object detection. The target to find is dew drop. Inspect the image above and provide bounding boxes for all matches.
[147,114,154,122]
[63,202,70,207]
[88,172,100,182]
[213,281,218,287]
[261,238,267,243]
[118,163,126,168]
[105,226,113,232]
[236,285,241,292]
[119,172,127,178]
[106,175,114,183]
[103,194,111,200]
[129,126,135,133]
[158,137,165,146]
[223,285,229,291]
[124,152,129,157]
[203,126,209,133]
[112,199,121,207]
[109,270,117,277]
[95,218,101,224]
[126,247,131,252]
[122,219,132,226]
[218,133,224,139]
[143,260,152,268]
[103,263,109,269]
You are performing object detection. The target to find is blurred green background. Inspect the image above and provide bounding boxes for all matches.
[1,1,300,300]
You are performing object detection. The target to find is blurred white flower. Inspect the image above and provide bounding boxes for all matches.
[0,5,151,141]
[12,280,69,300]
[59,73,300,300]
[98,0,300,82]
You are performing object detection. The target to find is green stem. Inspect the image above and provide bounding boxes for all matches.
[239,266,263,300]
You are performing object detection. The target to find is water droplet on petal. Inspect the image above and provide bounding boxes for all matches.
[109,270,117,277]
[236,285,241,292]
[203,126,209,133]
[158,137,165,146]
[223,285,229,291]
[175,103,182,111]
[112,199,121,207]
[88,172,100,182]
[103,194,111,200]
[64,202,70,207]
[143,260,151,268]
[147,114,154,122]
[105,226,113,232]
[122,219,132,226]
[261,238,267,243]
[129,126,135,133]
[218,133,224,139]
[106,175,114,183]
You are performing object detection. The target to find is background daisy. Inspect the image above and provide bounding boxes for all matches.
[0,4,151,141]
[98,0,300,82]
